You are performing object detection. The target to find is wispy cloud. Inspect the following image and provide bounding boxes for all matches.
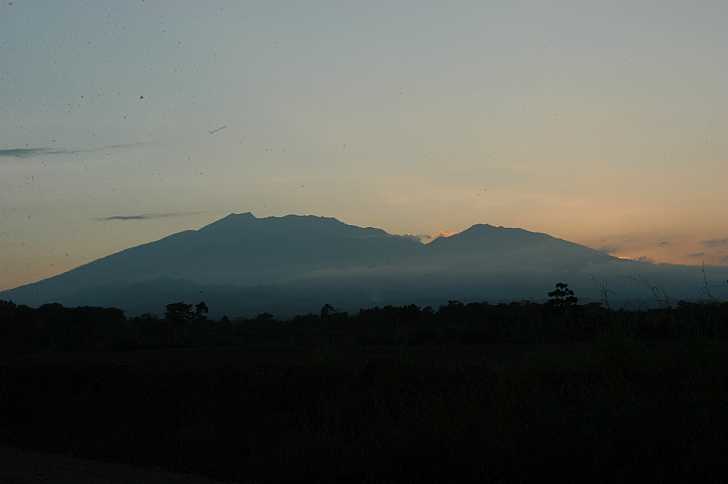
[0,148,67,158]
[687,252,705,258]
[596,245,621,255]
[702,238,728,248]
[0,143,146,159]
[95,212,200,222]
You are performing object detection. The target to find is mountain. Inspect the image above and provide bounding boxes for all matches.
[2,213,726,315]
[80,212,421,285]
[427,224,613,270]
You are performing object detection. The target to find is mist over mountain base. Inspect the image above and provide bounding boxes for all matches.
[3,213,727,316]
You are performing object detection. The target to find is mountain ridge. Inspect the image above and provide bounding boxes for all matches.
[2,212,726,314]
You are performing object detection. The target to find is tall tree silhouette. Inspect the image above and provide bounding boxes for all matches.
[165,302,195,345]
[195,301,209,320]
[320,304,336,319]
[548,282,578,308]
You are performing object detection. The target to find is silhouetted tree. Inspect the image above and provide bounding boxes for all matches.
[548,282,578,308]
[166,302,195,322]
[195,301,209,320]
[165,302,195,345]
[320,304,336,319]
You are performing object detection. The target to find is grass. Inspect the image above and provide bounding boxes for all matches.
[3,340,728,483]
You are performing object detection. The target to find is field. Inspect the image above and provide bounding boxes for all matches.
[3,336,728,483]
[0,445,225,484]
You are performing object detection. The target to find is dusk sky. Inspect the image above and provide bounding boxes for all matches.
[2,0,728,290]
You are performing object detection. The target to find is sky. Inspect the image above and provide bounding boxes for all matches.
[1,0,728,290]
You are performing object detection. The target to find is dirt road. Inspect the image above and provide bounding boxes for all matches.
[0,447,231,484]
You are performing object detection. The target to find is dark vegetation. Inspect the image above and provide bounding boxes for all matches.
[3,288,728,354]
[2,284,728,482]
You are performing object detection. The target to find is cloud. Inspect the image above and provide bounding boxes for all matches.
[687,252,705,258]
[401,234,429,243]
[401,231,458,244]
[657,240,671,247]
[702,238,728,248]
[0,148,66,158]
[95,212,200,222]
[596,245,620,255]
[0,143,145,159]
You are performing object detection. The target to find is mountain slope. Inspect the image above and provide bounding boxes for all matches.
[427,224,614,271]
[1,213,422,306]
[2,213,725,314]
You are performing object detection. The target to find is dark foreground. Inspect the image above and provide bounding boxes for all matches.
[2,300,728,482]
[2,341,728,483]
[0,446,226,484]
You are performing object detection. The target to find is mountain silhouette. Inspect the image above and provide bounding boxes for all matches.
[428,223,612,270]
[2,213,726,314]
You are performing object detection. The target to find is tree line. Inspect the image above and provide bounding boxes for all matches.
[2,284,728,355]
